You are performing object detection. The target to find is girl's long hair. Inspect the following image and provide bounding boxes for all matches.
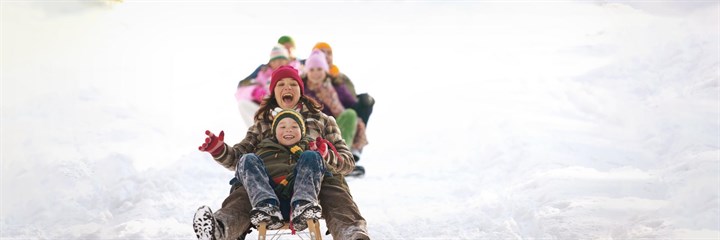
[255,93,323,121]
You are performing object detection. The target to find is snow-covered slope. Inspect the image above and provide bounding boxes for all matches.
[2,1,718,239]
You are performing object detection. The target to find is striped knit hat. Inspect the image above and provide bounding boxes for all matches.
[271,109,306,137]
[269,44,289,62]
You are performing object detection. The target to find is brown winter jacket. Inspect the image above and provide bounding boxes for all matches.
[212,104,355,175]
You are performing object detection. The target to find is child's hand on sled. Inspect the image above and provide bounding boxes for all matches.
[198,130,225,157]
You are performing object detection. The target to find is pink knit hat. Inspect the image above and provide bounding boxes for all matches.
[303,50,329,73]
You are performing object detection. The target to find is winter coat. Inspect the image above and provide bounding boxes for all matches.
[254,137,311,180]
[303,76,340,117]
[239,64,265,88]
[334,81,357,109]
[331,72,357,97]
[213,104,354,175]
[236,66,272,104]
[303,76,368,152]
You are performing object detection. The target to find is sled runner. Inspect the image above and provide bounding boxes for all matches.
[256,219,323,240]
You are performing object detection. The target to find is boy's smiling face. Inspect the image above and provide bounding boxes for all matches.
[275,117,302,146]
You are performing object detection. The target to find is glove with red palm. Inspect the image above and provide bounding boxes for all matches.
[308,137,341,163]
[308,137,328,158]
[198,130,226,157]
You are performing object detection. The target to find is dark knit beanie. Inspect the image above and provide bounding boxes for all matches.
[271,109,306,137]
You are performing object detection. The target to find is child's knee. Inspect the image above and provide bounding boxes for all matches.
[339,109,357,119]
[299,151,322,162]
[236,153,262,170]
[298,151,324,169]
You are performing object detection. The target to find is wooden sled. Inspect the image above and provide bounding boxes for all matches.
[257,219,323,240]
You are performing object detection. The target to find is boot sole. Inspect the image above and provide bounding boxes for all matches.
[292,206,322,231]
[193,206,217,240]
[250,210,284,230]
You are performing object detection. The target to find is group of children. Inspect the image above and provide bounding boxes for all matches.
[192,36,373,240]
[235,36,374,177]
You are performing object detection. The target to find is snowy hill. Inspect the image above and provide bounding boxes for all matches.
[2,1,718,239]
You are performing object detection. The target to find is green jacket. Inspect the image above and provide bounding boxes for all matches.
[255,137,311,180]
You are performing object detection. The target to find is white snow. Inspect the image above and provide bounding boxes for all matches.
[1,1,718,239]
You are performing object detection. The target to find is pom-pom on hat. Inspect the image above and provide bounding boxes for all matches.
[304,50,330,72]
[269,44,289,62]
[272,109,306,137]
[270,65,304,94]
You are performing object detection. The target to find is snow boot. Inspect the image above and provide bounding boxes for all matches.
[193,205,225,240]
[290,200,322,231]
[249,202,284,230]
[351,149,362,162]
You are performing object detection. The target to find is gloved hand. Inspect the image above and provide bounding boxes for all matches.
[198,130,225,157]
[308,137,328,158]
[251,86,268,103]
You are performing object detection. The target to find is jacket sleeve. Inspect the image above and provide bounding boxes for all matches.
[333,73,357,97]
[321,114,355,175]
[212,120,264,171]
[238,64,265,88]
[334,83,358,109]
[315,83,346,117]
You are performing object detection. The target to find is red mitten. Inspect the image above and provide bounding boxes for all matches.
[308,140,318,151]
[314,137,328,158]
[198,130,225,157]
[317,137,342,164]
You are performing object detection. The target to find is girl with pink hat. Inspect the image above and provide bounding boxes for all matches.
[302,49,369,177]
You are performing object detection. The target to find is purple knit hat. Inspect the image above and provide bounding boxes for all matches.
[304,50,329,73]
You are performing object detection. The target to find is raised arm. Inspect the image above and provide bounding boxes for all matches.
[208,120,267,171]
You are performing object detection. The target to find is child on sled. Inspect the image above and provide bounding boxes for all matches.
[193,109,336,239]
